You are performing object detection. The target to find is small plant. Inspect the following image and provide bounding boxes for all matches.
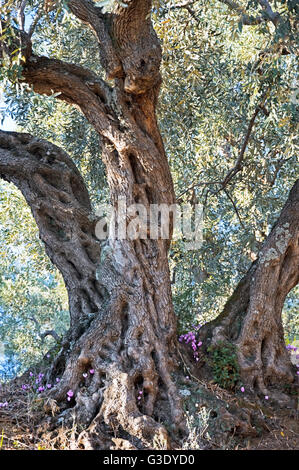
[207,343,240,391]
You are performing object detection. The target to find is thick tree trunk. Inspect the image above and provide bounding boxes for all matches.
[0,128,185,448]
[197,179,299,404]
[1,0,188,448]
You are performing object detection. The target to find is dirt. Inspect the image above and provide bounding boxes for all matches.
[0,373,298,450]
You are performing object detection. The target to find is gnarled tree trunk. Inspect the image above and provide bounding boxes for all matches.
[197,179,299,404]
[0,0,185,449]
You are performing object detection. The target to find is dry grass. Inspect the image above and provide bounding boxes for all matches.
[0,372,298,450]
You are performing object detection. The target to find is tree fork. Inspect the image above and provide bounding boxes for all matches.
[0,129,185,448]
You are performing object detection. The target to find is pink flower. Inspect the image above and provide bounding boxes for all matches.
[47,384,52,389]
[265,395,269,400]
[67,389,74,398]
[56,378,60,382]
[240,386,245,393]
[89,369,95,375]
[82,373,88,378]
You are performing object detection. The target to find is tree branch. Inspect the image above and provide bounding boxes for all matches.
[168,1,199,21]
[0,130,103,339]
[224,189,245,228]
[218,0,281,26]
[40,330,61,343]
[18,0,27,31]
[257,0,281,26]
[67,0,122,79]
[218,0,263,25]
[220,104,262,189]
[110,0,162,94]
[28,7,44,38]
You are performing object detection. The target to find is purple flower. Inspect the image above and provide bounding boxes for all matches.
[82,373,88,378]
[29,372,33,377]
[89,369,95,375]
[240,386,245,393]
[265,395,269,400]
[67,389,74,398]
[47,384,52,389]
[38,386,45,393]
[56,378,60,383]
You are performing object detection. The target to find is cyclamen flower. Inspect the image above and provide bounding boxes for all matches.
[38,386,45,392]
[47,384,52,389]
[240,387,245,393]
[265,396,269,400]
[67,390,74,398]
[56,378,60,383]
[89,369,95,375]
[83,373,88,378]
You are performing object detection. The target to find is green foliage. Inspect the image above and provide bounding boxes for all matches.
[207,343,240,391]
[0,181,69,380]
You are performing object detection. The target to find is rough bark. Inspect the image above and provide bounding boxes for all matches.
[0,127,185,448]
[0,0,186,449]
[196,179,299,404]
